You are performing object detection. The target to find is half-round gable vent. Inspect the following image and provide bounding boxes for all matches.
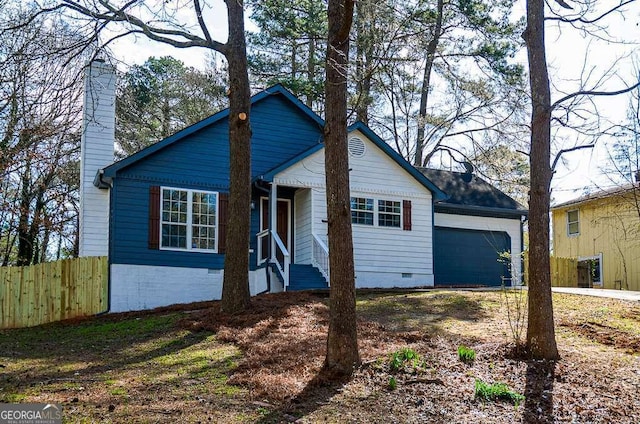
[348,136,366,158]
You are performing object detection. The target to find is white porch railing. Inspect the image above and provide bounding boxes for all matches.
[256,228,269,265]
[257,228,290,289]
[272,231,290,290]
[312,233,330,284]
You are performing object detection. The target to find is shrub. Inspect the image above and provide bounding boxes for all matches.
[499,251,528,351]
[458,345,476,364]
[388,376,397,390]
[474,379,524,406]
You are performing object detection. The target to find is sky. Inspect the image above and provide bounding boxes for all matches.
[104,0,639,205]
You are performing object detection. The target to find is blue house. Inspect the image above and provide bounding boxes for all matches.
[79,61,527,312]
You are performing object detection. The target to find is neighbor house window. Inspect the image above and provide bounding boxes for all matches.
[161,188,218,251]
[378,200,401,227]
[351,197,374,225]
[567,209,579,236]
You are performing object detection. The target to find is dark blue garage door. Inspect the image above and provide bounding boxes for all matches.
[434,227,511,286]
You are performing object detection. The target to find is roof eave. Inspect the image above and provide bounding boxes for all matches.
[101,84,323,179]
[256,143,325,182]
[435,202,528,219]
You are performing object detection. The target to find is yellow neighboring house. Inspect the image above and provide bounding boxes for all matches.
[551,184,640,291]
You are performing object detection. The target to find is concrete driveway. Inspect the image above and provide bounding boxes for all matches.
[552,287,640,301]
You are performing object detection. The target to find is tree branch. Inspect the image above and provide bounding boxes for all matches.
[194,0,214,46]
[55,0,227,53]
[551,81,640,110]
[546,0,636,23]
[551,144,595,171]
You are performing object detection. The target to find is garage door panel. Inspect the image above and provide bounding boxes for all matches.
[434,227,511,286]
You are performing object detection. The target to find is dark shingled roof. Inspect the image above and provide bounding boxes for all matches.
[419,168,527,218]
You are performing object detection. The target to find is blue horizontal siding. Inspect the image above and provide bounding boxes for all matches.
[250,95,323,176]
[110,178,226,268]
[110,93,322,269]
[117,94,323,181]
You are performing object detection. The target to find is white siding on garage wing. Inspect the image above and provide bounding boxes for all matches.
[274,130,434,288]
[434,213,523,285]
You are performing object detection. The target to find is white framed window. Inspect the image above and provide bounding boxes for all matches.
[567,209,579,236]
[351,197,374,225]
[161,187,218,252]
[378,200,401,228]
[350,196,404,228]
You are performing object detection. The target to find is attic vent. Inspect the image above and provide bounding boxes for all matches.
[348,136,366,158]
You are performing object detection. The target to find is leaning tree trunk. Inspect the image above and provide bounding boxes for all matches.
[221,0,252,314]
[354,0,374,124]
[323,0,360,376]
[523,0,559,360]
[413,0,444,167]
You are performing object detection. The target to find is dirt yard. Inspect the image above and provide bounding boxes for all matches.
[1,289,639,423]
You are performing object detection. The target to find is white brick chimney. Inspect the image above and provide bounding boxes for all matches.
[79,59,115,257]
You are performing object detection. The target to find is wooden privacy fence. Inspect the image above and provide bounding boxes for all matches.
[523,254,578,287]
[0,256,108,329]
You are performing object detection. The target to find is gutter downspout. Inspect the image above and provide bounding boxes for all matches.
[254,179,271,293]
[97,168,113,315]
[521,215,526,286]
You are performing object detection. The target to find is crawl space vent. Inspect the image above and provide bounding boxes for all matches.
[348,136,366,158]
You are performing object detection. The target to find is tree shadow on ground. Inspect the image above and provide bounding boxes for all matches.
[522,359,556,424]
[357,291,492,334]
[180,291,493,420]
[255,369,348,424]
[0,320,215,396]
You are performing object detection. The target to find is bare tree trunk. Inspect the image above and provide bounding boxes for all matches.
[27,189,46,265]
[162,95,171,138]
[354,0,374,124]
[523,0,559,360]
[40,215,51,264]
[72,206,79,258]
[17,160,33,266]
[323,0,360,376]
[414,0,444,167]
[307,37,316,108]
[221,0,252,314]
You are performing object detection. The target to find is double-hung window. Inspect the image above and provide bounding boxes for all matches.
[351,197,374,225]
[567,209,579,236]
[378,200,401,227]
[161,188,218,251]
[351,197,404,229]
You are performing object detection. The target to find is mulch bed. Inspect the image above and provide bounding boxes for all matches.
[177,291,640,423]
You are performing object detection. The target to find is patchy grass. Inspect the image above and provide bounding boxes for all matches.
[0,311,250,422]
[458,345,476,364]
[474,379,525,406]
[1,290,639,423]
